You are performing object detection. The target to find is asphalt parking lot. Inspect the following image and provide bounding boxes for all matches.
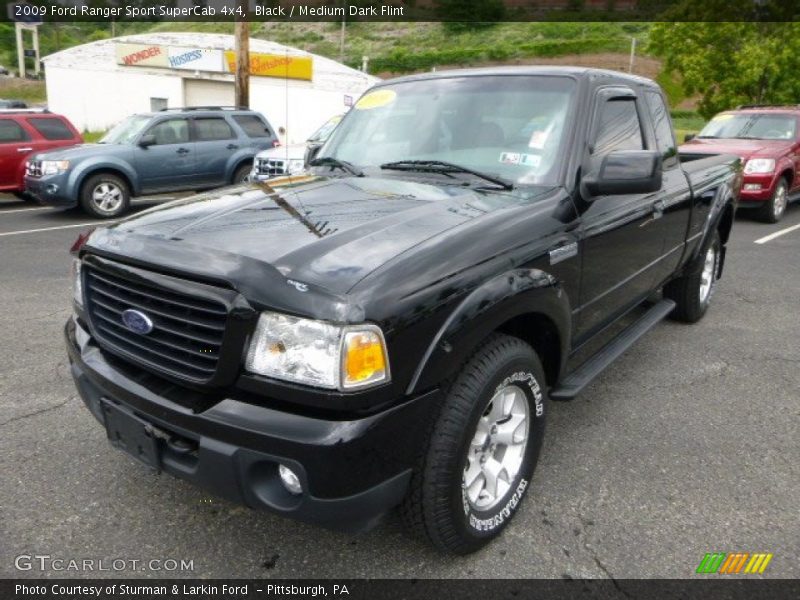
[0,194,798,580]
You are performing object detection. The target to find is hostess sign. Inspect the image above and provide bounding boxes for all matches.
[167,47,224,71]
[116,43,313,81]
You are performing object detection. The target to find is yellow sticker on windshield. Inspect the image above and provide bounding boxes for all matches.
[712,114,734,121]
[355,89,396,110]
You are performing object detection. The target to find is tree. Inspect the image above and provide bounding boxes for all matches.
[648,22,800,118]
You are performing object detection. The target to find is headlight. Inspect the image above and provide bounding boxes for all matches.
[41,160,70,175]
[71,258,83,307]
[245,312,390,390]
[744,158,775,175]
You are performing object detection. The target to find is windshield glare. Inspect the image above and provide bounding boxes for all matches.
[319,75,576,185]
[700,113,797,140]
[100,115,151,144]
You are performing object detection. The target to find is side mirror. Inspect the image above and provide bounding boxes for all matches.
[582,150,663,197]
[138,134,156,148]
[304,142,323,168]
[684,133,696,142]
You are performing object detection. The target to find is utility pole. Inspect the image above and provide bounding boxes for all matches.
[234,16,249,108]
[628,37,637,74]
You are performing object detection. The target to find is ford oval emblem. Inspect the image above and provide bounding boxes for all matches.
[121,309,154,335]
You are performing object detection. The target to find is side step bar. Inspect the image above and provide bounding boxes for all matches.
[549,299,676,401]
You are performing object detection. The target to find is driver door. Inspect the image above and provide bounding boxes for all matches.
[575,87,666,341]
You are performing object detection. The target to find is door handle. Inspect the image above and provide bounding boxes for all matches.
[653,198,666,217]
[17,147,33,152]
[176,148,190,155]
[226,143,238,150]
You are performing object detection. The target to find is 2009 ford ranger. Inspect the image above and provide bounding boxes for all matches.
[66,67,740,554]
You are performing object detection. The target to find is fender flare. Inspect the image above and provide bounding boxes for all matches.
[69,160,140,198]
[406,268,572,395]
[690,179,736,264]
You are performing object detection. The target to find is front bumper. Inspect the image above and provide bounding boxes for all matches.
[24,173,76,207]
[737,173,779,206]
[66,317,438,532]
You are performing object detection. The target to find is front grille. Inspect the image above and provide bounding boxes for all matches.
[84,265,228,383]
[26,160,42,177]
[255,157,286,177]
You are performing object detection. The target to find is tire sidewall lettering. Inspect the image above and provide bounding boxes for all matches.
[461,367,544,533]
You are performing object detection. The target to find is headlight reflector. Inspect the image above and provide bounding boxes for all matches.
[245,312,390,390]
[41,160,70,175]
[744,158,775,174]
[71,259,83,306]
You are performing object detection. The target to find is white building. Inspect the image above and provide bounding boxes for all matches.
[42,32,379,143]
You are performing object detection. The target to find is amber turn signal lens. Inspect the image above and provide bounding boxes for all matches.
[342,330,388,388]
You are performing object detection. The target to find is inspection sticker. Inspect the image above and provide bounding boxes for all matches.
[499,152,521,165]
[355,89,396,110]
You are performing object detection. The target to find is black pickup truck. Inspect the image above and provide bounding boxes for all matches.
[66,67,740,554]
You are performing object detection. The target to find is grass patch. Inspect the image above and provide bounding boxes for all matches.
[0,79,46,104]
[672,110,706,141]
[82,131,106,143]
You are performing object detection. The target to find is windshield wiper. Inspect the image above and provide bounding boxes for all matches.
[380,160,514,190]
[309,156,364,177]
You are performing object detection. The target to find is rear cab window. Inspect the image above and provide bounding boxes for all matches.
[232,114,273,138]
[644,90,678,168]
[26,117,76,141]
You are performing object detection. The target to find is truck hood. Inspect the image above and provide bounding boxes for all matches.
[680,137,793,158]
[88,176,552,308]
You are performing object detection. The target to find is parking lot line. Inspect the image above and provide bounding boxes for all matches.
[0,222,109,238]
[754,222,800,245]
[0,206,53,214]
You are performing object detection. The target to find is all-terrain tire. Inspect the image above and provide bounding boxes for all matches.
[400,333,548,554]
[664,230,721,323]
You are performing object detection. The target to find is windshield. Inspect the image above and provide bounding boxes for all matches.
[100,115,151,144]
[699,113,798,140]
[319,75,576,185]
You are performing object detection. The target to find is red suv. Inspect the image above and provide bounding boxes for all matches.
[681,106,800,222]
[0,110,82,200]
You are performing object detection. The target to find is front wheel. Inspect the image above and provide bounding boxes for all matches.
[80,173,130,219]
[231,163,252,184]
[400,333,547,554]
[757,178,788,223]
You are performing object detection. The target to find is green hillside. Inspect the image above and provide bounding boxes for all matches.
[1,21,649,77]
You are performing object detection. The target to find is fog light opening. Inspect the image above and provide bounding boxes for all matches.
[278,464,303,495]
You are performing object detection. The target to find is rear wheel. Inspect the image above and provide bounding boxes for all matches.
[400,333,547,554]
[80,173,130,219]
[664,230,720,323]
[757,178,788,223]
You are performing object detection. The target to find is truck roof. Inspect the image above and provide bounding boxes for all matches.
[383,65,659,88]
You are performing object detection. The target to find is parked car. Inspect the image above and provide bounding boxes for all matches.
[25,106,278,218]
[250,114,343,181]
[681,105,800,222]
[66,67,740,553]
[0,99,27,108]
[0,109,82,199]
